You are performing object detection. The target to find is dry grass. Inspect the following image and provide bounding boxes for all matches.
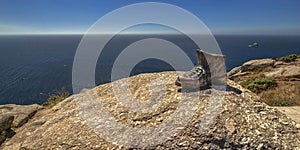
[42,87,69,108]
[236,73,299,106]
[232,54,300,106]
[240,74,277,93]
[260,82,300,106]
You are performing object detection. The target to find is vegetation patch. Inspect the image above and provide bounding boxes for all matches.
[240,74,277,93]
[233,77,240,82]
[261,88,299,106]
[265,98,296,106]
[278,54,298,63]
[42,87,69,108]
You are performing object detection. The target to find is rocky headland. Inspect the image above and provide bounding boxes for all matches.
[228,54,300,106]
[0,55,300,149]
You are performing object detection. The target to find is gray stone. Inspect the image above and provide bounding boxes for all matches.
[229,57,300,81]
[0,115,14,146]
[241,58,275,72]
[274,61,284,67]
[0,115,14,131]
[227,66,241,79]
[264,66,300,78]
[263,68,285,78]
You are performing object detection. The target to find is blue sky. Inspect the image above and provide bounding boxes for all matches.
[1,0,300,35]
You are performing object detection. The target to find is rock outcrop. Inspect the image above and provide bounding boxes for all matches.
[241,58,276,72]
[0,72,299,149]
[0,104,41,128]
[227,56,300,107]
[228,57,300,80]
[264,66,300,78]
[0,104,41,145]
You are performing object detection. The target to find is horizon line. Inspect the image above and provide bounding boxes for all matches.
[1,33,300,36]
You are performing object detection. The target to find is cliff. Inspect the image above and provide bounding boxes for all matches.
[0,71,299,149]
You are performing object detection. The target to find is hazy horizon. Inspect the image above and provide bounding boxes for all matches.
[1,1,300,35]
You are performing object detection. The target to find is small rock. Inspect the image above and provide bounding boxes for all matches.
[255,130,262,136]
[0,130,7,145]
[225,118,235,135]
[0,115,14,145]
[259,111,267,115]
[240,137,250,144]
[178,141,189,147]
[257,143,264,149]
[281,121,289,125]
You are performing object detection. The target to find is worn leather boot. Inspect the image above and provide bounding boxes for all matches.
[175,50,226,90]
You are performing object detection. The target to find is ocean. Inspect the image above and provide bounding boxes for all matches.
[0,34,299,105]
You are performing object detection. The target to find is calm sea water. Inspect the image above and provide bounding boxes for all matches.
[0,34,299,104]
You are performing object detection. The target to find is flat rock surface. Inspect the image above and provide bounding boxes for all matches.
[241,58,275,72]
[1,72,299,149]
[274,106,300,124]
[229,58,300,79]
[264,66,300,78]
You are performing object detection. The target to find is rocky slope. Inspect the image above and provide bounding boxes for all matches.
[228,56,300,106]
[0,72,299,149]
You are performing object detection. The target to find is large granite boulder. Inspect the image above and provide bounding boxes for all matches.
[1,72,299,149]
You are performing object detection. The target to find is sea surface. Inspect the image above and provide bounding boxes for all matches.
[0,34,299,104]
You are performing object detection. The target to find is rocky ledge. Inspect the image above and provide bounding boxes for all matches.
[228,57,300,79]
[0,72,299,149]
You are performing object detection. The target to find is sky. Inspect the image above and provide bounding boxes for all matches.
[1,0,300,35]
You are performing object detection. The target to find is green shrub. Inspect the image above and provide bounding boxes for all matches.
[240,76,255,87]
[278,54,298,62]
[233,77,240,82]
[240,75,276,93]
[42,87,69,107]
